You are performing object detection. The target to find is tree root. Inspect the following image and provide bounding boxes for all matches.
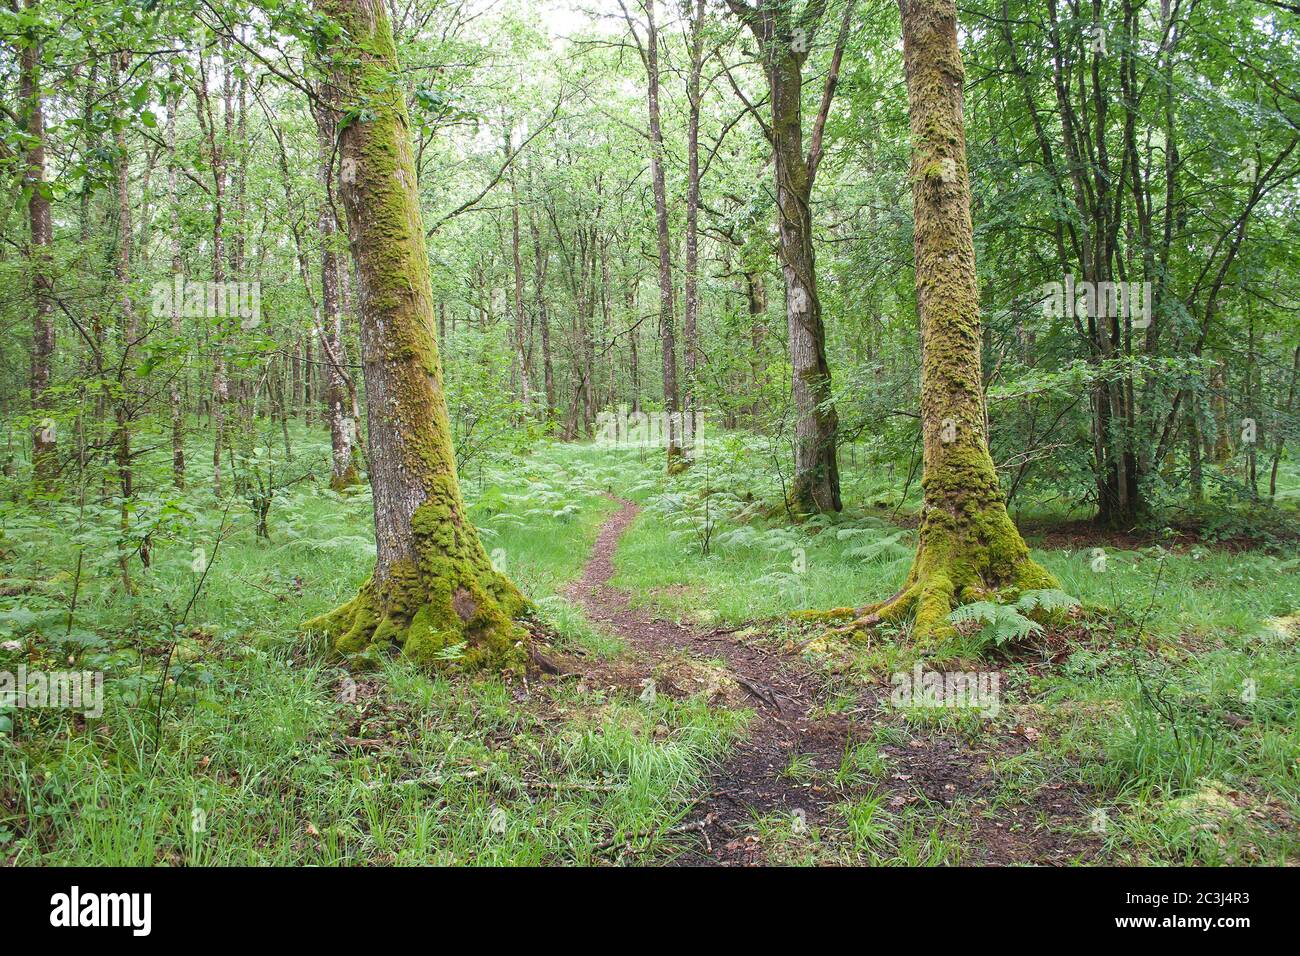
[305,560,530,672]
[827,553,1056,645]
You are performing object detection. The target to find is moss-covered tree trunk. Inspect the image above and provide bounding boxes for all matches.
[859,0,1055,640]
[306,0,527,671]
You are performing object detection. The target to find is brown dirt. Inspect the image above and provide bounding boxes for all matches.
[1020,517,1299,555]
[559,497,1105,866]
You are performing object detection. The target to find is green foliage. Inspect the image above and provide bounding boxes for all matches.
[946,589,1080,648]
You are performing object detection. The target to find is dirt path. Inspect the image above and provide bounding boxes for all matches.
[562,497,1102,866]
[563,498,854,864]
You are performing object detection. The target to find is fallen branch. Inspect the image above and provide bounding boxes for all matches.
[595,812,717,856]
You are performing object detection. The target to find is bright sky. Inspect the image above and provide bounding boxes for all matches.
[537,0,594,38]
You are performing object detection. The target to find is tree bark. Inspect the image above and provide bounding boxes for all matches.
[725,0,847,511]
[18,0,56,489]
[771,49,839,512]
[629,0,684,468]
[306,0,527,671]
[165,64,186,489]
[746,270,767,424]
[195,46,228,496]
[682,0,706,452]
[224,41,255,489]
[112,48,138,588]
[859,0,1055,641]
[1269,345,1300,500]
[529,208,556,421]
[310,100,361,490]
[508,138,531,415]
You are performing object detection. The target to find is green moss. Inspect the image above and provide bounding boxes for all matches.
[305,547,528,672]
[666,445,690,475]
[792,607,857,623]
[329,462,360,492]
[868,0,1058,647]
[304,0,532,674]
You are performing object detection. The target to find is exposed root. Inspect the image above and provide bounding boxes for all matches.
[307,566,528,671]
[305,500,530,672]
[827,547,1056,644]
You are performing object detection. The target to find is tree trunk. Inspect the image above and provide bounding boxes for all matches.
[770,50,839,512]
[860,0,1055,641]
[681,0,705,453]
[1186,403,1203,504]
[638,0,684,469]
[291,343,303,417]
[112,49,138,589]
[529,210,556,421]
[725,0,848,511]
[196,46,228,496]
[1269,345,1300,500]
[311,101,361,490]
[306,0,527,671]
[746,271,767,425]
[227,48,256,489]
[1245,307,1259,500]
[508,142,531,415]
[18,0,57,489]
[627,284,641,415]
[165,65,186,490]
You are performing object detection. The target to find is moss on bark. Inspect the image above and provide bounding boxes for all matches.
[845,0,1056,643]
[307,487,528,671]
[329,460,361,492]
[666,444,690,475]
[306,0,529,672]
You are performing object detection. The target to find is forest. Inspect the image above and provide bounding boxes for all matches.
[0,0,1297,872]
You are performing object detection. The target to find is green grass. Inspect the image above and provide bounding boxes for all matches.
[589,439,1300,865]
[0,426,740,864]
[2,421,1297,865]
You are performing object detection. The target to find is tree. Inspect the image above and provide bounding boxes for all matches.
[309,97,362,491]
[682,0,708,453]
[112,46,139,588]
[194,41,230,497]
[305,0,528,671]
[16,0,56,488]
[856,0,1055,640]
[164,63,186,490]
[723,0,853,513]
[620,0,684,470]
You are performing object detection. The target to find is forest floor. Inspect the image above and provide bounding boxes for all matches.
[561,496,1101,865]
[2,427,1298,865]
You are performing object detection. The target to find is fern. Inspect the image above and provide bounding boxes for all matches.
[947,601,1000,627]
[1015,589,1080,614]
[947,601,1041,646]
[845,531,912,564]
[946,588,1079,647]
